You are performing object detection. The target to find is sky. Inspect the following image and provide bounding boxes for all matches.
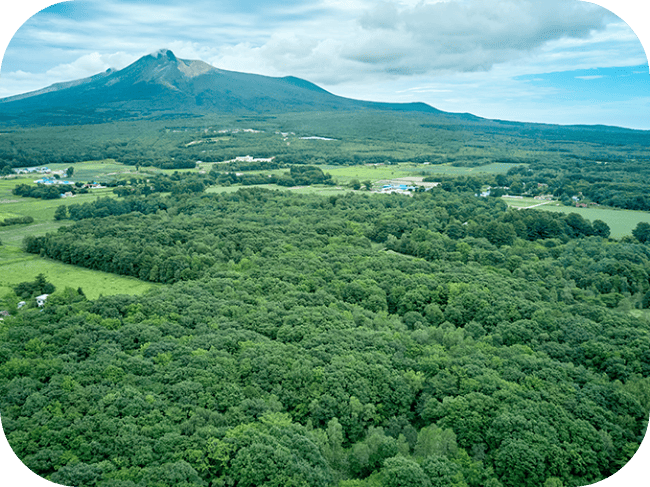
[0,1,648,130]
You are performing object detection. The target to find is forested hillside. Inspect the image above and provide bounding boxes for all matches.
[2,187,649,487]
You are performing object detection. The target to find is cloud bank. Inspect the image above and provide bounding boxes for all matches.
[0,0,648,128]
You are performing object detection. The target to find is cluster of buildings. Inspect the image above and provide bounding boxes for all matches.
[209,155,276,164]
[33,177,75,185]
[84,182,106,189]
[13,166,51,175]
[0,295,49,320]
[379,183,418,195]
[217,128,263,134]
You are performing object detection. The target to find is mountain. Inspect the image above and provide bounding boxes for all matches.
[0,49,443,125]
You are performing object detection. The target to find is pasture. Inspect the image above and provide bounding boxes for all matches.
[539,205,650,239]
[1,170,156,301]
[0,246,156,300]
[502,196,650,238]
[205,183,350,196]
[403,162,521,176]
[502,196,554,209]
[318,164,415,184]
[37,159,140,182]
[315,162,520,186]
[0,178,116,228]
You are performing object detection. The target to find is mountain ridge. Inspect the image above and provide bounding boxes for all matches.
[0,49,445,125]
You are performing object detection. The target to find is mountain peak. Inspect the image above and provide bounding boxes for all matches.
[0,48,439,123]
[149,48,177,61]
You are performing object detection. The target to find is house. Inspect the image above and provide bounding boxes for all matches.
[36,294,49,307]
[17,301,26,309]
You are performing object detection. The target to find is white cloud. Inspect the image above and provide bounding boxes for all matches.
[44,51,137,80]
[0,0,648,128]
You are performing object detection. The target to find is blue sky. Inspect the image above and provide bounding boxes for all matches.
[0,0,648,129]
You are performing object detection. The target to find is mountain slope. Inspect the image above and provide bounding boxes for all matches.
[0,49,441,125]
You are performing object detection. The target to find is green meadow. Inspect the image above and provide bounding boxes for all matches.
[502,196,553,208]
[0,246,155,300]
[312,162,520,185]
[205,183,350,196]
[36,159,141,182]
[1,168,156,302]
[502,196,650,239]
[0,178,116,224]
[404,162,521,176]
[538,204,650,239]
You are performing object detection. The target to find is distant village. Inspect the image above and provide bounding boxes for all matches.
[12,166,75,186]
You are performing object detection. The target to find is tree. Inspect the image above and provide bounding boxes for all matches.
[421,456,467,487]
[349,179,362,190]
[641,290,650,309]
[66,166,74,177]
[592,220,610,238]
[54,205,68,220]
[13,274,55,299]
[414,425,458,459]
[632,222,650,243]
[485,222,517,246]
[495,174,509,186]
[543,478,564,487]
[509,181,523,194]
[494,440,545,487]
[381,456,431,487]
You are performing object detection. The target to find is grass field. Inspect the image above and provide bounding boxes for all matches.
[0,211,22,220]
[38,159,141,182]
[313,162,520,186]
[502,196,553,209]
[0,178,116,226]
[206,183,350,196]
[404,162,521,176]
[1,171,156,301]
[501,195,650,238]
[539,205,650,239]
[317,164,416,185]
[0,246,156,300]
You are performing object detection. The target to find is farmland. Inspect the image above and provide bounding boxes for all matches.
[1,170,155,300]
[539,204,650,239]
[0,245,155,300]
[4,156,650,305]
[501,196,553,209]
[0,177,116,246]
[205,183,349,196]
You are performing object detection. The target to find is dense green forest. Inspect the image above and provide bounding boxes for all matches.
[2,186,649,487]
